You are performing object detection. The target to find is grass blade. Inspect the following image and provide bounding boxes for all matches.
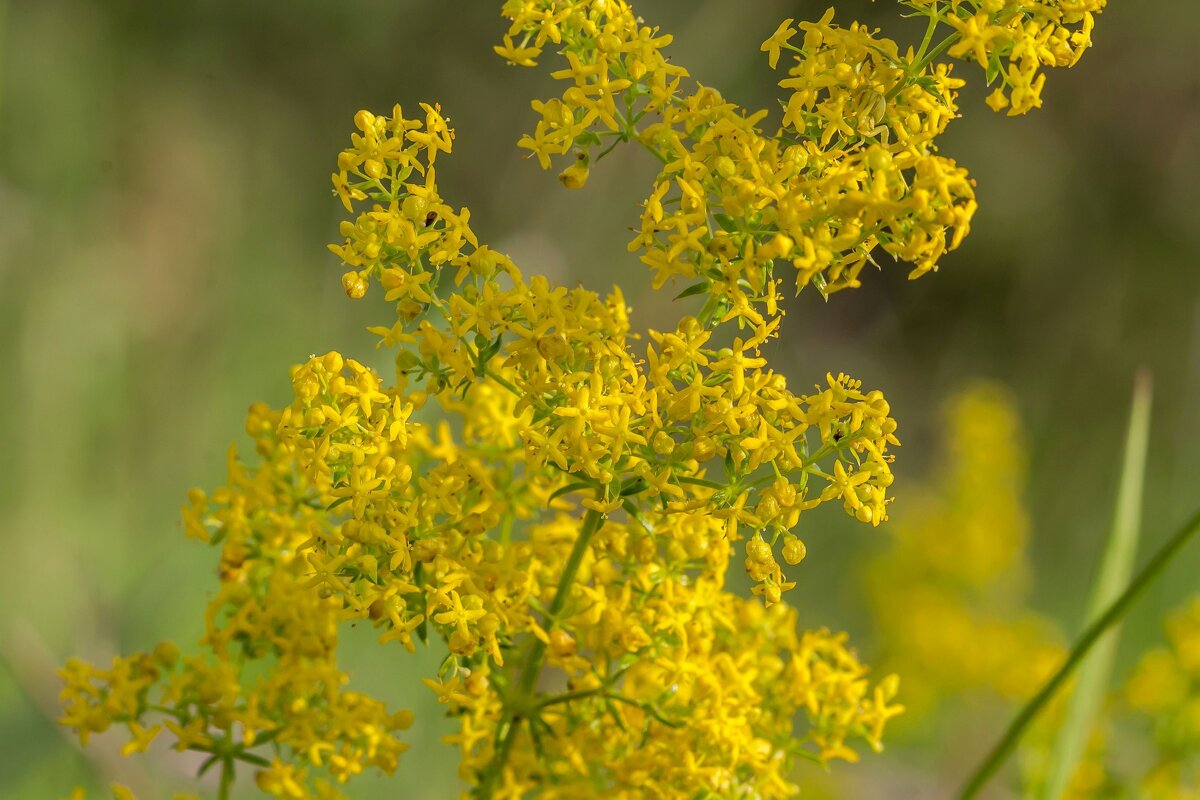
[1040,370,1152,799]
[958,506,1200,799]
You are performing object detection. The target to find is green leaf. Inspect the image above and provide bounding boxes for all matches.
[702,370,730,387]
[526,596,549,617]
[325,495,352,512]
[414,563,429,644]
[959,504,1200,799]
[235,751,271,767]
[711,213,740,233]
[622,500,655,535]
[675,475,724,490]
[549,481,596,504]
[1040,370,1152,800]
[673,281,711,300]
[437,653,458,680]
[985,56,1002,85]
[577,130,603,148]
[810,272,829,300]
[619,476,648,497]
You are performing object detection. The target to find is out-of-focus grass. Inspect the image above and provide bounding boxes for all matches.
[1,0,1198,796]
[1042,372,1151,799]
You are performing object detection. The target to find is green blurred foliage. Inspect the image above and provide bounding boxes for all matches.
[1,0,1197,796]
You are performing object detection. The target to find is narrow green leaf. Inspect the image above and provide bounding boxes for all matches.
[1041,370,1152,799]
[673,281,711,300]
[621,500,654,535]
[959,504,1200,799]
[711,213,740,233]
[985,56,1002,85]
[619,476,648,497]
[414,563,429,644]
[325,495,352,512]
[235,750,271,767]
[576,130,602,148]
[675,475,724,490]
[810,272,829,300]
[197,754,220,777]
[549,481,595,504]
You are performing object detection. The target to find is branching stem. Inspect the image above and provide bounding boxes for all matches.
[475,507,605,799]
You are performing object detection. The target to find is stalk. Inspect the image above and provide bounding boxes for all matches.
[957,504,1200,799]
[217,758,234,800]
[1040,371,1151,799]
[475,507,605,799]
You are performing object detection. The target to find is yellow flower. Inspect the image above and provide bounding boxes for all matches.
[120,721,162,756]
[558,157,589,189]
[760,18,797,69]
[494,36,542,67]
[59,0,1111,796]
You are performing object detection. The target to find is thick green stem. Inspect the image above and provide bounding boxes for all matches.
[957,506,1200,799]
[475,507,605,799]
[217,757,234,800]
[514,508,603,701]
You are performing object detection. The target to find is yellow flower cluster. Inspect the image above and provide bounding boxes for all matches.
[58,1,1106,798]
[329,104,480,308]
[502,1,1102,326]
[862,384,1063,718]
[60,422,414,797]
[502,3,977,322]
[899,0,1106,114]
[1124,596,1200,798]
[327,103,901,607]
[325,102,904,795]
[438,579,902,797]
[61,98,903,798]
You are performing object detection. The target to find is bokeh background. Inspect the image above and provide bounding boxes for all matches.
[2,0,1198,796]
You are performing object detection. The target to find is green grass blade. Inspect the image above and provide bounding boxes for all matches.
[1040,370,1152,799]
[958,506,1200,799]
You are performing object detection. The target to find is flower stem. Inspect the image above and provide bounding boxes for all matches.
[957,505,1200,799]
[915,7,941,63]
[217,757,234,800]
[515,507,604,700]
[475,507,605,798]
[917,32,958,73]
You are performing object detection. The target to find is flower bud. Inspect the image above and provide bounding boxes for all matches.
[782,534,807,565]
[342,271,368,299]
[559,159,590,190]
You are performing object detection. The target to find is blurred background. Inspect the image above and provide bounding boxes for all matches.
[1,0,1198,796]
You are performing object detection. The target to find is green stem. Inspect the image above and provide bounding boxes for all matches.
[918,32,959,71]
[957,505,1200,799]
[886,31,960,101]
[915,6,941,63]
[479,721,518,796]
[535,687,604,710]
[483,367,521,397]
[217,757,234,800]
[482,366,553,414]
[517,508,604,698]
[595,134,625,162]
[475,507,605,799]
